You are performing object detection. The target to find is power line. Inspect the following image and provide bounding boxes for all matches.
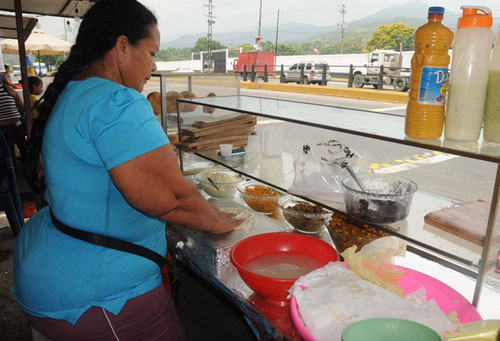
[337,4,347,54]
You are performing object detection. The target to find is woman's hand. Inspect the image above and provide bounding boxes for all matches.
[207,202,244,234]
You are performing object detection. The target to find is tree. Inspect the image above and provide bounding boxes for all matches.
[192,37,226,52]
[40,55,66,70]
[366,23,415,51]
[156,47,192,61]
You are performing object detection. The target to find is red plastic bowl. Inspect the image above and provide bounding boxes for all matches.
[230,232,339,305]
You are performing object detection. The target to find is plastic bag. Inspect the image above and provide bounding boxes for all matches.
[342,236,407,297]
[444,319,500,340]
[288,139,362,202]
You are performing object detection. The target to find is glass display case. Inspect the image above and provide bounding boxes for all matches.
[175,95,500,310]
[150,72,240,132]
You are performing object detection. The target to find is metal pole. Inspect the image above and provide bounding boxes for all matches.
[274,9,279,71]
[473,164,500,306]
[347,64,354,88]
[14,0,32,136]
[256,0,263,78]
[338,4,346,55]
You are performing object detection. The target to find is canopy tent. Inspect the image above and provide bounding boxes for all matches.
[1,30,73,56]
[0,0,96,123]
[0,0,96,18]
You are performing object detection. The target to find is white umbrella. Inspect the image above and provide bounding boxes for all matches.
[0,29,72,56]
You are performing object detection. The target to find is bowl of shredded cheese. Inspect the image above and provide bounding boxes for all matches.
[195,169,243,198]
[237,181,284,214]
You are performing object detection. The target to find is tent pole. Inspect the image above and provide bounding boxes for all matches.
[14,0,32,135]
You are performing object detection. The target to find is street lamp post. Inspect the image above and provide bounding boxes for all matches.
[255,0,263,78]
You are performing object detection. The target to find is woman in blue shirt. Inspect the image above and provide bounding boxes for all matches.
[14,0,239,339]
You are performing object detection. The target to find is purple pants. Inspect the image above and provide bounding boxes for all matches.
[25,285,185,341]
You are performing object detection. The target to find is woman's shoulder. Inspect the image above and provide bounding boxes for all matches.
[72,78,145,104]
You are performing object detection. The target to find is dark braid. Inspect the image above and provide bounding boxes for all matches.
[24,0,157,192]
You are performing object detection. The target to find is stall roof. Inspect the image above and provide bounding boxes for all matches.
[0,13,36,40]
[0,0,96,18]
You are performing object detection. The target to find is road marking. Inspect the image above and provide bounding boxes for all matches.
[372,105,407,112]
[373,153,458,174]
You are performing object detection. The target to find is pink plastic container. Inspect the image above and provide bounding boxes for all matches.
[290,265,482,341]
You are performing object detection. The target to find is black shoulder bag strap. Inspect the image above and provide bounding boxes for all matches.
[50,210,167,268]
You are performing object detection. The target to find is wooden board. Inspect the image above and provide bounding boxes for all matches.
[182,122,255,138]
[424,200,500,246]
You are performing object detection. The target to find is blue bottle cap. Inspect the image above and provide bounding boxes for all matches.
[428,6,445,16]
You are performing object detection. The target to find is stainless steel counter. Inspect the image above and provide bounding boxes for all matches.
[166,198,333,339]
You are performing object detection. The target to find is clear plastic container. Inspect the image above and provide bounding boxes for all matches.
[405,6,453,139]
[483,27,500,143]
[445,6,493,141]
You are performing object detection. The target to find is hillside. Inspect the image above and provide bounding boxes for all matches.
[161,22,335,49]
[162,1,467,49]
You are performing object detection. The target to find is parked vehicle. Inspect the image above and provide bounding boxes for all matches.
[233,52,275,77]
[351,50,410,92]
[284,61,330,85]
[34,63,47,77]
[13,65,21,76]
[173,67,194,73]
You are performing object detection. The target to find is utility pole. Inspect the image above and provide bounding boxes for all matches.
[274,9,280,68]
[204,0,215,72]
[338,4,347,54]
[255,0,263,77]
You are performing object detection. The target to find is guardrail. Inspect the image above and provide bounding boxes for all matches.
[235,63,416,92]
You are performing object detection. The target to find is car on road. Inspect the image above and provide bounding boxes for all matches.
[13,65,21,76]
[284,61,330,85]
[173,67,194,73]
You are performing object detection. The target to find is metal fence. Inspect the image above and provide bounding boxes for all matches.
[235,63,415,92]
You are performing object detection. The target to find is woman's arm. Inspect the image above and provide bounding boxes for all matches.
[109,145,239,234]
[2,74,16,89]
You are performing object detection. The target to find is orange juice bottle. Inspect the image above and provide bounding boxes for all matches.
[405,7,453,139]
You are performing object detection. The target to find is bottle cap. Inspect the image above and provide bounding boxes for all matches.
[458,6,493,28]
[428,6,445,17]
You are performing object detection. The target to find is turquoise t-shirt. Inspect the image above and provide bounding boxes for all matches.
[14,78,169,324]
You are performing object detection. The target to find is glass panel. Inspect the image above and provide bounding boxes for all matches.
[178,96,500,162]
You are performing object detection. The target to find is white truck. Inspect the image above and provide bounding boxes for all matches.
[351,49,410,92]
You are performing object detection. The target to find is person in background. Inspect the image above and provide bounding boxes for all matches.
[0,78,26,159]
[14,0,241,340]
[28,76,43,120]
[1,65,17,89]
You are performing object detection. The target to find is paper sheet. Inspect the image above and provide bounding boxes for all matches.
[290,262,456,340]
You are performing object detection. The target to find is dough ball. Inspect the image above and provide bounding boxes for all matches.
[180,91,198,112]
[146,91,161,117]
[166,91,184,113]
[203,92,216,114]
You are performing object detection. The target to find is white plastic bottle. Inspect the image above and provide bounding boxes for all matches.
[445,6,493,141]
[483,27,500,143]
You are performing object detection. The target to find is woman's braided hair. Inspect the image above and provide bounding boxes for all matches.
[24,0,157,192]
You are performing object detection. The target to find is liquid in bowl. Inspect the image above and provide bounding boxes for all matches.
[244,253,323,279]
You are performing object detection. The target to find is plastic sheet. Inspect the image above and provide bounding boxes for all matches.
[342,236,407,297]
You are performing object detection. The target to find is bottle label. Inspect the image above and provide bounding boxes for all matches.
[418,67,448,105]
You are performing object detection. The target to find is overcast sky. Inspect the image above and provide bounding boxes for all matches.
[38,0,500,44]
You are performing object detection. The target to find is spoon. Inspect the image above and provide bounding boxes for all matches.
[345,164,366,192]
[207,177,220,191]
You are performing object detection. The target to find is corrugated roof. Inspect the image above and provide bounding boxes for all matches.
[0,0,96,18]
[0,14,36,40]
